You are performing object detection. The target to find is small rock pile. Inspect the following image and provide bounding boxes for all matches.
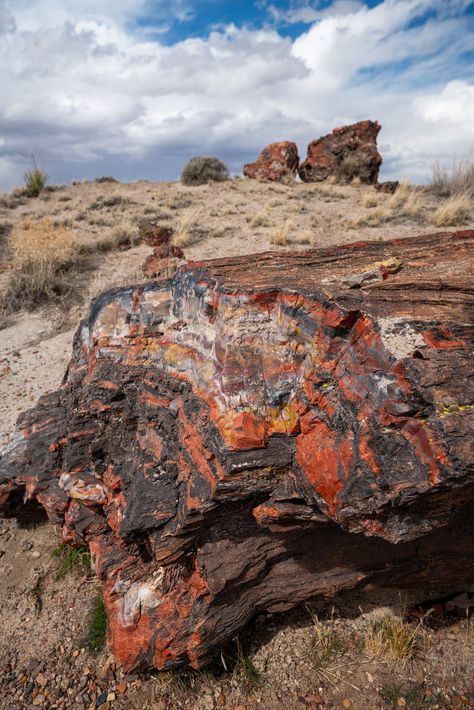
[141,222,184,280]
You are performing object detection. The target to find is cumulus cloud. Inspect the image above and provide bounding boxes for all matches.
[0,0,472,189]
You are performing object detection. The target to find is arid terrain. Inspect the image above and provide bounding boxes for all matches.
[0,175,473,710]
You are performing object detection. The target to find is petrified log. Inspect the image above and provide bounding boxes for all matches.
[1,230,474,671]
[244,141,299,181]
[298,119,382,183]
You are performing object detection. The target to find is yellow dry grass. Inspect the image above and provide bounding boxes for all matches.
[432,192,472,227]
[363,191,378,208]
[172,208,202,248]
[363,613,424,661]
[11,218,79,265]
[387,179,410,209]
[399,190,422,219]
[269,220,294,245]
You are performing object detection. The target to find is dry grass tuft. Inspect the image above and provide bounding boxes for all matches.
[432,159,474,198]
[269,220,294,245]
[432,192,472,227]
[351,207,392,228]
[399,190,423,220]
[363,191,378,208]
[3,258,82,312]
[250,212,271,228]
[293,230,313,245]
[307,607,346,670]
[172,208,202,247]
[364,613,424,661]
[11,218,79,264]
[387,179,410,209]
[4,219,83,312]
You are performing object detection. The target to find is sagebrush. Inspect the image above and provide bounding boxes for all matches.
[181,156,229,186]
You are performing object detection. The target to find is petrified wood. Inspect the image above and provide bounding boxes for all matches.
[1,230,474,671]
[298,119,382,183]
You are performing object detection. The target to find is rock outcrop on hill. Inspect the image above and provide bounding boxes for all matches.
[1,230,474,672]
[298,120,382,183]
[243,141,299,181]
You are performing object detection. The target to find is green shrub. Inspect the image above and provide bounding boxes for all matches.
[52,542,91,577]
[23,158,48,197]
[87,589,107,651]
[181,156,229,186]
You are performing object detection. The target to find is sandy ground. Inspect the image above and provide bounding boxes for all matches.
[0,177,473,709]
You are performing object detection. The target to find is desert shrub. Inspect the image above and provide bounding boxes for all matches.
[432,159,474,197]
[4,258,81,311]
[89,195,131,210]
[181,156,229,186]
[10,219,79,264]
[0,221,12,258]
[23,158,48,197]
[83,225,136,253]
[3,219,82,311]
[94,175,119,183]
[336,152,374,184]
[432,192,471,227]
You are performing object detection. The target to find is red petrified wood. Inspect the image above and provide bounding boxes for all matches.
[1,230,474,671]
[244,141,299,181]
[298,120,382,183]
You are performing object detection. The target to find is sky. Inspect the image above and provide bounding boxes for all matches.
[0,0,473,190]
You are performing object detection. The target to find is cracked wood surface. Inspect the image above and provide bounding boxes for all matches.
[1,229,473,671]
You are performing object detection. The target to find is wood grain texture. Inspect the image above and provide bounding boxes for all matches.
[1,229,473,671]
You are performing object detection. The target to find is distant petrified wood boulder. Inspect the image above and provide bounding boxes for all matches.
[244,141,299,181]
[140,221,184,279]
[299,120,382,183]
[1,230,474,671]
[375,180,400,194]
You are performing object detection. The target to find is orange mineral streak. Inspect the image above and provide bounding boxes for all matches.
[358,424,382,477]
[296,412,343,515]
[402,420,448,486]
[422,326,466,349]
[177,451,200,510]
[252,503,281,527]
[228,410,267,450]
[177,406,224,492]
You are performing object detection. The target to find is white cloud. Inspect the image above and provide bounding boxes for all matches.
[0,0,472,189]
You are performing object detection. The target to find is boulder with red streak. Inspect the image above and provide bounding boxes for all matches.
[243,141,299,181]
[298,120,382,183]
[1,230,474,672]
